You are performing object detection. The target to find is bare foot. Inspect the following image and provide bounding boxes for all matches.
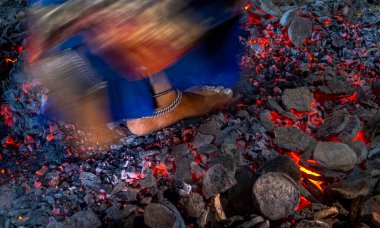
[126,88,233,136]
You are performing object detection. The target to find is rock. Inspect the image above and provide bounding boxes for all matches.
[106,203,137,220]
[360,195,380,217]
[173,151,193,183]
[228,166,256,215]
[313,142,357,171]
[63,209,101,228]
[144,203,175,228]
[280,9,298,26]
[259,0,282,17]
[0,183,15,210]
[79,172,102,190]
[282,87,313,112]
[252,172,300,220]
[313,207,339,220]
[193,132,214,149]
[180,193,205,218]
[327,178,370,199]
[318,76,356,95]
[274,126,316,153]
[202,164,237,199]
[288,17,312,46]
[316,110,350,139]
[336,115,361,141]
[295,220,329,228]
[267,99,298,121]
[347,141,368,162]
[258,155,301,183]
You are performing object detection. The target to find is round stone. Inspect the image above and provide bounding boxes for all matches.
[252,172,300,220]
[314,142,357,171]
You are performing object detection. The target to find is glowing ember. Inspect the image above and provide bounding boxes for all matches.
[299,166,321,177]
[352,130,370,144]
[295,196,311,211]
[153,163,168,177]
[309,179,324,192]
[1,104,14,127]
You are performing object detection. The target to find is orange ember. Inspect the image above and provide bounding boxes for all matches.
[296,196,311,211]
[153,163,168,177]
[352,130,370,144]
[309,179,324,192]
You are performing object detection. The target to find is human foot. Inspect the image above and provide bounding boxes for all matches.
[126,88,233,136]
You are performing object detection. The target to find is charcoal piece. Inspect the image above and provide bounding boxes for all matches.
[79,172,102,190]
[202,164,237,199]
[316,110,350,139]
[236,215,266,228]
[360,195,380,217]
[282,87,313,112]
[106,203,137,220]
[50,208,102,228]
[313,142,357,171]
[318,76,355,95]
[295,220,329,228]
[347,141,368,162]
[193,132,214,149]
[280,9,298,26]
[367,110,380,139]
[144,203,175,228]
[267,99,298,121]
[198,116,220,136]
[313,207,339,220]
[258,155,301,183]
[274,126,316,153]
[180,192,205,218]
[173,151,193,183]
[252,172,300,220]
[327,178,369,199]
[259,110,279,131]
[228,166,256,215]
[288,17,312,46]
[0,182,15,210]
[259,0,282,17]
[336,115,361,142]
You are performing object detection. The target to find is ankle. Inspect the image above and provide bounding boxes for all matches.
[154,89,177,108]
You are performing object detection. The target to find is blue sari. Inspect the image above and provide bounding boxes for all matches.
[30,0,242,121]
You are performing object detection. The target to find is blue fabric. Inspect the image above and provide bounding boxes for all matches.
[33,0,241,120]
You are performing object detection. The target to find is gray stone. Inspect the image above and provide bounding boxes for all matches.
[282,87,313,112]
[259,155,301,183]
[274,126,316,153]
[259,0,282,17]
[336,115,361,141]
[360,195,380,217]
[173,152,193,183]
[180,193,205,218]
[280,9,298,26]
[144,203,175,228]
[193,132,214,149]
[228,166,255,215]
[0,183,15,210]
[106,203,137,220]
[295,220,329,228]
[316,110,350,139]
[288,17,312,46]
[79,172,102,190]
[314,142,357,171]
[64,209,101,228]
[347,141,368,162]
[327,178,370,199]
[252,172,300,220]
[267,99,298,121]
[318,76,356,95]
[202,164,237,199]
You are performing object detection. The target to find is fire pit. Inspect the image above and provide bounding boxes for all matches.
[1,0,380,227]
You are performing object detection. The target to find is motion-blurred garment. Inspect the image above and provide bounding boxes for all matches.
[27,0,242,121]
